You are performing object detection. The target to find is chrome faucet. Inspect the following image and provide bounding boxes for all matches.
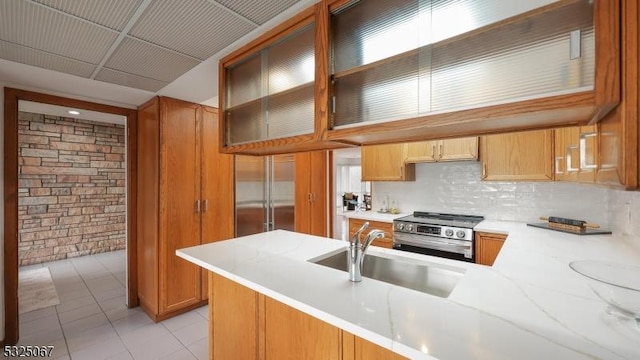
[348,222,385,282]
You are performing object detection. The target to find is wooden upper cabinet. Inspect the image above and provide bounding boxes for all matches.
[327,0,620,145]
[481,130,554,181]
[405,137,478,163]
[554,125,597,183]
[218,4,348,155]
[362,144,415,181]
[595,0,638,189]
[219,0,621,154]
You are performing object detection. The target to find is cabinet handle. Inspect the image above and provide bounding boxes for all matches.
[439,144,443,160]
[579,132,597,170]
[482,163,487,178]
[555,156,564,174]
[432,145,436,160]
[308,193,313,202]
[203,199,209,212]
[566,145,579,172]
[195,200,201,213]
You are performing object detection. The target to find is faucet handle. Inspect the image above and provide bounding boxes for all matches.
[362,229,385,252]
[351,221,369,244]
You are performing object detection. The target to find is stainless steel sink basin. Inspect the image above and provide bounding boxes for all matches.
[310,249,465,298]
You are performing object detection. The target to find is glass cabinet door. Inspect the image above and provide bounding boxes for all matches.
[330,0,595,128]
[225,23,315,146]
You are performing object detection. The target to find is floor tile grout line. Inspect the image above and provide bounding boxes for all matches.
[20,251,208,360]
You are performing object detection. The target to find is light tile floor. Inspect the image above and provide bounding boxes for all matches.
[15,250,209,360]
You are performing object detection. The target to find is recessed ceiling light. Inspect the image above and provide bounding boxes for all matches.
[68,110,80,115]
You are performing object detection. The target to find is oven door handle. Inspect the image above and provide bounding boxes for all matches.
[394,233,472,257]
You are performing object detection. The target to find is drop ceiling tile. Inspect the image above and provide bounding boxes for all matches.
[0,40,96,78]
[95,68,168,92]
[129,0,256,60]
[104,37,200,83]
[0,0,118,64]
[32,0,144,31]
[216,0,300,25]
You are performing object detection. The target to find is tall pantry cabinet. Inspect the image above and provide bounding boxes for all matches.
[137,97,233,321]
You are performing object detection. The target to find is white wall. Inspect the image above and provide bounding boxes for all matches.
[609,189,640,251]
[1,84,5,341]
[373,162,612,227]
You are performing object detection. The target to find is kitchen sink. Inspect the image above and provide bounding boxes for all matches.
[309,249,465,298]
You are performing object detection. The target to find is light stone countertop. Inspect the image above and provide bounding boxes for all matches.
[338,210,410,223]
[177,221,640,360]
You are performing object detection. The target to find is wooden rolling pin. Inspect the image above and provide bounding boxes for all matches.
[539,216,600,229]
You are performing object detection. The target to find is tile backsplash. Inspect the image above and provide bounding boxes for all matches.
[373,162,615,228]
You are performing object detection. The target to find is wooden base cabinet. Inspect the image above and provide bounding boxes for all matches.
[348,218,394,249]
[208,272,407,360]
[554,125,597,183]
[475,232,508,266]
[137,97,233,321]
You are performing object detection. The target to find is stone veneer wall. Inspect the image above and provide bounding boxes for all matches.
[17,112,126,265]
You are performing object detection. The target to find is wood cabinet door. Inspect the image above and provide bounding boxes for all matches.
[343,332,407,360]
[481,130,554,181]
[295,151,328,236]
[348,219,394,248]
[159,98,202,313]
[265,297,341,360]
[439,137,478,162]
[475,232,507,266]
[555,126,597,183]
[210,272,260,360]
[362,144,415,181]
[200,106,234,299]
[405,141,437,163]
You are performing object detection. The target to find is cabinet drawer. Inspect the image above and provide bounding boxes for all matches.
[348,218,394,248]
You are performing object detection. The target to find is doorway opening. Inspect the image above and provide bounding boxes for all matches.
[3,88,138,345]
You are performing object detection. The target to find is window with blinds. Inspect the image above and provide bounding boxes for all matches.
[330,0,595,128]
[226,23,315,145]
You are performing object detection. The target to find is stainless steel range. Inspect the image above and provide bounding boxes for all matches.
[393,212,484,262]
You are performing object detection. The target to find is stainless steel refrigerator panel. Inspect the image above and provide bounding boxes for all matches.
[235,154,295,236]
[235,155,266,237]
[271,154,295,232]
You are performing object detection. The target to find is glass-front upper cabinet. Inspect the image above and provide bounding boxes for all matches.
[329,0,609,134]
[225,23,315,145]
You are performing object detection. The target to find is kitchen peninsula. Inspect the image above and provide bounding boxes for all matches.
[177,224,640,360]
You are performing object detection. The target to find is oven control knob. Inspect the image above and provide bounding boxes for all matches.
[396,223,405,231]
[456,230,466,239]
[445,229,454,237]
[406,224,413,232]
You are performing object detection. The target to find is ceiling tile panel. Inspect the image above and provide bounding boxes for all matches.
[216,0,300,25]
[95,68,168,92]
[0,40,96,78]
[0,0,118,64]
[128,0,256,60]
[104,37,201,83]
[32,0,144,31]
